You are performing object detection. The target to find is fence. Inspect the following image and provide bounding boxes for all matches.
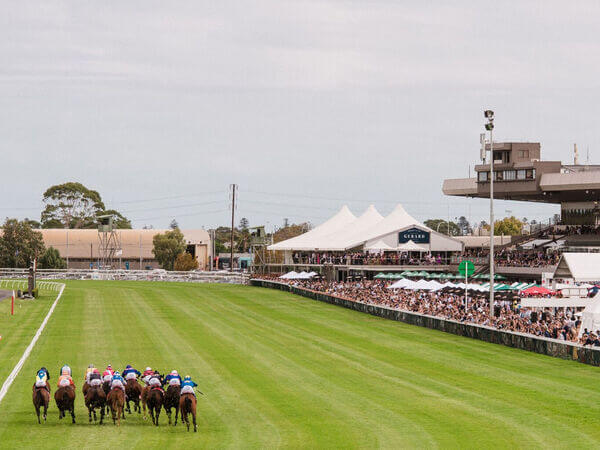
[0,268,248,284]
[0,279,64,292]
[250,279,600,367]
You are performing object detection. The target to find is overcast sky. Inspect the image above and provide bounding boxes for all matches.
[2,1,599,230]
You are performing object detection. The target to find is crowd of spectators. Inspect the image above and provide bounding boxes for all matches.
[461,248,561,268]
[292,252,447,266]
[259,277,592,344]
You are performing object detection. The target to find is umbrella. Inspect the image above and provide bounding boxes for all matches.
[521,285,554,296]
[428,273,443,279]
[374,273,386,279]
[416,271,430,277]
[391,273,404,279]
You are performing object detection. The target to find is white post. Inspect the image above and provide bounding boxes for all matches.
[489,128,495,320]
[465,272,468,309]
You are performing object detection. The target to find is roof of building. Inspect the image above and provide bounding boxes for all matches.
[553,253,600,281]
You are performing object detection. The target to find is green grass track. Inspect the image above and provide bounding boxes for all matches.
[0,280,598,449]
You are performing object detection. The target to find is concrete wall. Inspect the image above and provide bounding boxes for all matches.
[250,279,600,367]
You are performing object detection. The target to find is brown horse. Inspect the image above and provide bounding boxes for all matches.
[54,385,76,423]
[125,378,142,414]
[84,385,106,424]
[106,388,125,426]
[32,385,50,424]
[146,387,164,426]
[141,385,151,420]
[179,393,197,432]
[164,384,181,425]
[101,380,111,415]
[82,381,90,396]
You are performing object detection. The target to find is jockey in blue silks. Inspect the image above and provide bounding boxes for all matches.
[164,370,182,387]
[180,375,197,397]
[122,364,141,381]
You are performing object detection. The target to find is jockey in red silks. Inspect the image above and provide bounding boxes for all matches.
[102,364,115,383]
[142,367,154,385]
[57,366,75,388]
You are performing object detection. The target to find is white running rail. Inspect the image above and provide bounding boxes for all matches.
[0,283,66,405]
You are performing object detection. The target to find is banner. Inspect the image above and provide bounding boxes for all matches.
[398,227,430,244]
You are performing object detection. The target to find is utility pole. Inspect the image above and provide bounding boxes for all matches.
[230,184,237,272]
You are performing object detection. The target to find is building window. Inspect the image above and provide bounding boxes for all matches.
[504,170,516,181]
[526,169,535,180]
[517,169,526,180]
[518,150,529,158]
[495,170,504,181]
[478,171,488,182]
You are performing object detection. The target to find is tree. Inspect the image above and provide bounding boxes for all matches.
[239,217,249,230]
[173,252,199,271]
[41,182,131,229]
[38,246,67,269]
[23,218,41,228]
[41,182,105,228]
[152,228,186,270]
[170,219,179,230]
[494,216,524,236]
[424,219,460,236]
[0,218,45,268]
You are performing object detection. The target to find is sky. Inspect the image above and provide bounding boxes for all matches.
[2,1,600,231]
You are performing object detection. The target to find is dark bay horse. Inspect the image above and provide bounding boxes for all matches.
[125,378,142,414]
[54,386,76,423]
[164,384,180,425]
[179,393,197,432]
[32,385,50,424]
[84,385,106,424]
[146,387,164,426]
[82,381,90,396]
[106,388,125,426]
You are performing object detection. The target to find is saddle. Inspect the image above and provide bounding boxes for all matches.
[151,386,164,394]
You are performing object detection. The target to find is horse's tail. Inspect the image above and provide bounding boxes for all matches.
[36,387,45,405]
[184,396,192,412]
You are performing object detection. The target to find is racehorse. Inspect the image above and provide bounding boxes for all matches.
[102,379,111,416]
[106,388,125,426]
[32,385,50,424]
[141,372,163,420]
[54,386,76,423]
[125,378,142,414]
[84,385,106,424]
[146,387,164,426]
[163,384,180,425]
[179,392,197,432]
[82,381,90,396]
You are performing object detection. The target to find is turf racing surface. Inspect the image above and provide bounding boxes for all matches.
[0,280,599,448]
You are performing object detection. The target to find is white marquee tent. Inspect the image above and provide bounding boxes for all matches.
[553,253,600,282]
[268,204,463,254]
[579,291,600,336]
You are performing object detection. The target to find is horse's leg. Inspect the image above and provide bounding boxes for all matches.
[35,405,41,424]
[88,406,92,422]
[100,405,105,424]
[166,406,171,425]
[175,405,179,426]
[193,409,197,433]
[155,406,160,426]
[43,401,47,422]
[71,405,76,424]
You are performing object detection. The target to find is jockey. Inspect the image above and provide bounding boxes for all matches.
[122,364,141,381]
[89,368,102,387]
[110,371,126,392]
[57,367,74,388]
[60,364,72,377]
[34,367,50,391]
[148,371,163,389]
[164,370,182,387]
[84,364,95,383]
[180,375,197,397]
[102,366,114,384]
[142,366,153,384]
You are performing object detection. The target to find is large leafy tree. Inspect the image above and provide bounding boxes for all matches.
[0,218,45,268]
[152,228,186,270]
[38,246,67,269]
[494,216,524,236]
[41,182,131,229]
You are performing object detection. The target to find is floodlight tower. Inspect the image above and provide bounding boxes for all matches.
[97,215,121,269]
[483,109,495,320]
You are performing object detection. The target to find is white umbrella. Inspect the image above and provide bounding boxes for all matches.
[365,239,397,251]
[396,240,426,252]
[387,278,415,289]
[280,271,298,279]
